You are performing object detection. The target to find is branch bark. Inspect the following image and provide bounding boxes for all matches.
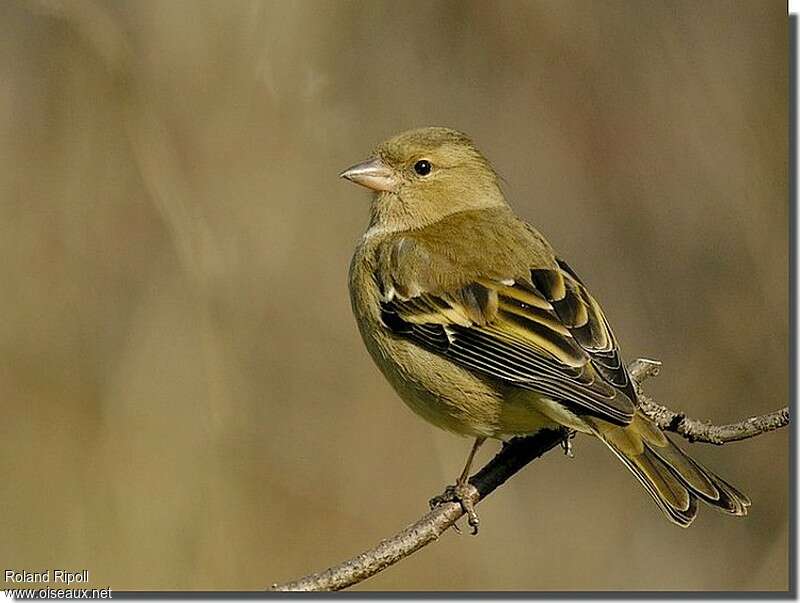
[272,358,789,592]
[628,358,789,444]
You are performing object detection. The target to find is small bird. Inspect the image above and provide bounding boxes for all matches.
[341,126,749,531]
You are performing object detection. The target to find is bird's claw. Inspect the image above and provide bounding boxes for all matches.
[561,430,576,458]
[429,482,480,535]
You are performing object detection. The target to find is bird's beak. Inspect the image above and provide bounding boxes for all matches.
[339,157,399,192]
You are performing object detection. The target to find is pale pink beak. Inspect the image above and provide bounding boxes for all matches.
[339,157,399,192]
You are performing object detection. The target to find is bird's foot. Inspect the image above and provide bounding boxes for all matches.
[561,429,576,458]
[429,482,480,535]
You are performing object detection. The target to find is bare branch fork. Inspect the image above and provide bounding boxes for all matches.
[272,358,789,592]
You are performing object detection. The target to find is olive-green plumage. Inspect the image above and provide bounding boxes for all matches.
[343,126,749,527]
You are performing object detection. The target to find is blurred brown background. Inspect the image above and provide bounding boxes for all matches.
[0,0,788,592]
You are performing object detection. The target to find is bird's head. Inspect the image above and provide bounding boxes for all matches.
[340,127,506,233]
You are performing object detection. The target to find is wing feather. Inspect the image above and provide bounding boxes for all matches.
[373,218,637,425]
[380,274,636,425]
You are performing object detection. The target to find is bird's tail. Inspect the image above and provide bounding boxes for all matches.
[588,412,750,527]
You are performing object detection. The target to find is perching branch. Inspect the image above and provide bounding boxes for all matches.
[272,358,789,592]
[272,428,566,592]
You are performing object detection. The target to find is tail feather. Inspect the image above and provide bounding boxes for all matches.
[590,413,750,527]
[646,438,751,516]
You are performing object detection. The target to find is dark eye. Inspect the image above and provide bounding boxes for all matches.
[413,160,432,176]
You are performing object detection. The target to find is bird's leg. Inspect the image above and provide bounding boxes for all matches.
[429,437,486,534]
[458,436,485,485]
[561,429,576,458]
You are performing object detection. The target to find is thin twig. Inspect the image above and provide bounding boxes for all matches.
[271,358,789,592]
[628,358,790,444]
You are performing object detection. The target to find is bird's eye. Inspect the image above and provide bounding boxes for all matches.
[413,160,432,176]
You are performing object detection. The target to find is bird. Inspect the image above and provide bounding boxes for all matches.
[340,126,749,532]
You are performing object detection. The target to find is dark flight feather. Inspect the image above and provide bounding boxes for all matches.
[377,241,638,425]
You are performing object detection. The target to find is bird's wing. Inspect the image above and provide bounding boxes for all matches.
[376,236,637,426]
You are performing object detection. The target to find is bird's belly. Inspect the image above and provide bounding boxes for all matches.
[371,335,503,437]
[364,328,562,438]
